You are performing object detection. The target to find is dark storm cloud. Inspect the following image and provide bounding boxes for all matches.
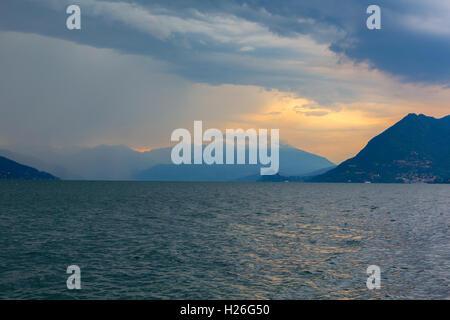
[215,0,450,85]
[1,0,449,87]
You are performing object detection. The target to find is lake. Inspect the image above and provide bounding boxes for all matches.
[0,181,448,299]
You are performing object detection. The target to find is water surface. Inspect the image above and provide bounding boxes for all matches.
[0,181,448,299]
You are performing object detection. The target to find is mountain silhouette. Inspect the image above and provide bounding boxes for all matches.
[0,145,171,180]
[312,113,450,183]
[0,155,58,180]
[135,144,335,181]
[0,143,334,181]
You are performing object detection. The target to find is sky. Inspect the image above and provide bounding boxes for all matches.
[0,0,449,163]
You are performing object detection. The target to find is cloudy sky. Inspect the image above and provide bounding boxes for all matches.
[1,0,449,162]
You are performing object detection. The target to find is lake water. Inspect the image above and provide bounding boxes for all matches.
[0,181,448,299]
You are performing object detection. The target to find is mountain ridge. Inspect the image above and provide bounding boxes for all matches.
[0,155,58,180]
[311,113,450,183]
[135,144,335,181]
[0,144,335,181]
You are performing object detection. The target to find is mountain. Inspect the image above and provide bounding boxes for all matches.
[276,145,336,176]
[0,148,73,179]
[312,113,450,183]
[1,143,334,181]
[56,145,168,180]
[0,145,173,180]
[135,144,335,181]
[0,155,58,180]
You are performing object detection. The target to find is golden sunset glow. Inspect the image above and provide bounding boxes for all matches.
[131,147,152,153]
[215,84,450,163]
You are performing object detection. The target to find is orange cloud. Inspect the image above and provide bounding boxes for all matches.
[131,147,152,153]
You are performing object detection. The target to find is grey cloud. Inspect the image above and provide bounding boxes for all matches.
[1,0,449,109]
[0,31,283,148]
[2,0,449,88]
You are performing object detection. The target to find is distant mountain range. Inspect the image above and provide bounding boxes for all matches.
[0,155,57,180]
[2,113,447,183]
[312,113,450,183]
[0,143,335,181]
[135,144,335,181]
[0,145,169,180]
